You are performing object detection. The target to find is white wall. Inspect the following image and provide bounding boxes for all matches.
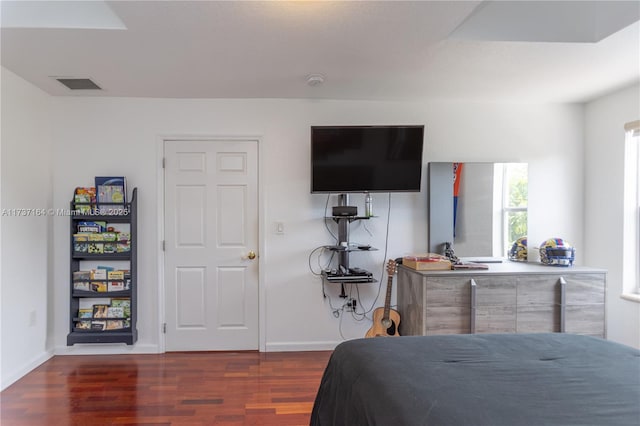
[47,97,585,352]
[585,83,640,349]
[0,68,54,389]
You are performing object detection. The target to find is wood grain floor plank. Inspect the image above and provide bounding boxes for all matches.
[1,351,332,425]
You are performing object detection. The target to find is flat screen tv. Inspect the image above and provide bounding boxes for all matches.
[311,125,424,193]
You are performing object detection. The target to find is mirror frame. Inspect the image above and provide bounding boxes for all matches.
[428,162,528,258]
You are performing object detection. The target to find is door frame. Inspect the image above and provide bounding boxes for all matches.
[156,135,265,353]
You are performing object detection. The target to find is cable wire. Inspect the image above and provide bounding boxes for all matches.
[359,193,393,315]
[323,194,338,243]
[320,193,396,338]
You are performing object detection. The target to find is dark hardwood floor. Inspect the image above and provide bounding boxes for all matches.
[0,350,333,425]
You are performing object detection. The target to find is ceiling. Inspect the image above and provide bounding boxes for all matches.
[1,0,639,103]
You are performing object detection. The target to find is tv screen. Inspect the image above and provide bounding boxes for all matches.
[311,125,424,193]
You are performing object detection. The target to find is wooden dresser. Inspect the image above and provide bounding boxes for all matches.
[397,262,606,338]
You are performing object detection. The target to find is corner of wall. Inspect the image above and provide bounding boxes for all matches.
[1,67,56,387]
[0,350,54,391]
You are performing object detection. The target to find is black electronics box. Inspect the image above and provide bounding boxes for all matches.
[332,206,358,217]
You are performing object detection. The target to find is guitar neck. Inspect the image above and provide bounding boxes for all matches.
[382,275,393,319]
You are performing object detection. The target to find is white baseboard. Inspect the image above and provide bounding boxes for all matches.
[265,340,341,352]
[58,341,333,354]
[54,343,160,356]
[1,349,54,391]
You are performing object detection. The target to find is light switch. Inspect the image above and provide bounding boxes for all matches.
[275,222,285,234]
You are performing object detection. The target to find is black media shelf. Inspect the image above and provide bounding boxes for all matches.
[327,215,375,224]
[321,271,377,285]
[323,245,379,253]
[322,194,378,297]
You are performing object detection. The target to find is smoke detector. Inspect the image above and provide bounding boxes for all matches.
[306,74,325,87]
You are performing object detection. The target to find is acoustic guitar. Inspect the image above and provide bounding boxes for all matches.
[365,259,401,337]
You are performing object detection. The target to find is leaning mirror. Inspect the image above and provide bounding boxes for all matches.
[428,162,528,259]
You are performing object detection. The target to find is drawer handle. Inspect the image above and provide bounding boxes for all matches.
[470,279,477,334]
[559,277,566,333]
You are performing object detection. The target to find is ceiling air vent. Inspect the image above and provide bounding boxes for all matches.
[56,78,101,90]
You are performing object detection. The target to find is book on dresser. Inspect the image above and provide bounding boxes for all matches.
[403,253,452,271]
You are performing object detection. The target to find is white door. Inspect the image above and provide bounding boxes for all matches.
[164,139,259,351]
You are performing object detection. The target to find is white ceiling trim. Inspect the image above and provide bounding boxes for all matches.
[0,1,126,30]
[450,0,640,43]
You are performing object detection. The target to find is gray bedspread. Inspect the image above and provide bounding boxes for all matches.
[310,333,640,426]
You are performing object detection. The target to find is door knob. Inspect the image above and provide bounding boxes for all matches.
[247,250,256,260]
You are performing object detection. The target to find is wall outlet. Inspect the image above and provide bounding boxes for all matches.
[29,310,36,327]
[345,298,356,312]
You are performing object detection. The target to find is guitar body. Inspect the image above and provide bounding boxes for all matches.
[366,307,401,337]
[365,259,401,338]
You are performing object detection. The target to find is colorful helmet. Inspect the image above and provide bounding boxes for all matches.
[539,238,575,266]
[508,236,527,262]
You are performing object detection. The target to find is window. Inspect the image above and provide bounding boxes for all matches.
[623,120,640,298]
[494,163,528,257]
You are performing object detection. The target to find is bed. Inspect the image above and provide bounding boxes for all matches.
[310,333,640,426]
